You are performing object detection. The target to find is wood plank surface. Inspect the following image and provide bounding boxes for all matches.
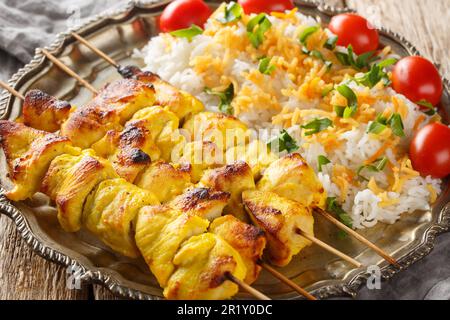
[1,0,448,300]
[0,215,89,300]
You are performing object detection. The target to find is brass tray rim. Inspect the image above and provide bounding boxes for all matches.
[0,0,449,300]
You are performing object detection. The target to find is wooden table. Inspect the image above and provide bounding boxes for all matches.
[1,0,449,300]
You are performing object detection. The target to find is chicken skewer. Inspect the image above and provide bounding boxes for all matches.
[0,60,319,297]
[1,50,365,297]
[70,31,399,268]
[0,121,270,300]
[0,83,318,299]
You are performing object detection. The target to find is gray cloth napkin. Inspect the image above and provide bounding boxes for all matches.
[0,0,449,300]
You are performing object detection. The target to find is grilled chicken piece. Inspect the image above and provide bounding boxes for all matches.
[183,112,249,151]
[178,141,225,183]
[118,65,204,120]
[22,90,72,132]
[41,149,118,232]
[60,79,155,148]
[257,153,327,209]
[242,190,314,267]
[164,233,247,300]
[199,162,255,222]
[210,215,265,284]
[0,121,80,201]
[135,161,192,203]
[226,140,279,179]
[92,123,160,182]
[130,106,185,162]
[135,206,209,286]
[83,178,159,258]
[169,187,230,221]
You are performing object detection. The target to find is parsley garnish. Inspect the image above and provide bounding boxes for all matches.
[218,1,243,24]
[170,25,203,41]
[322,84,334,97]
[326,197,353,238]
[324,35,338,50]
[355,58,397,88]
[388,113,405,137]
[267,129,299,153]
[335,84,358,118]
[367,113,404,137]
[417,99,437,116]
[335,45,377,70]
[357,157,388,181]
[299,25,320,46]
[247,13,272,48]
[205,84,235,115]
[301,118,333,136]
[318,155,331,172]
[367,120,387,134]
[258,56,276,75]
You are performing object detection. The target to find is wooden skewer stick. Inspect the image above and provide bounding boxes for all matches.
[296,229,363,268]
[40,48,99,95]
[226,273,271,300]
[315,208,401,268]
[72,32,121,68]
[260,262,316,300]
[0,80,25,100]
[71,32,119,68]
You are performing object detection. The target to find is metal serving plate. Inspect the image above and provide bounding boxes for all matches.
[0,0,449,300]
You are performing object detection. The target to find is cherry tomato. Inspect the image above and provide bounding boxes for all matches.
[328,13,379,55]
[238,0,295,15]
[159,0,212,33]
[392,56,443,106]
[410,123,450,178]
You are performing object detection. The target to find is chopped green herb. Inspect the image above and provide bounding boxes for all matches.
[299,25,320,46]
[336,84,357,107]
[335,84,358,118]
[335,51,351,65]
[417,99,437,116]
[326,197,353,238]
[357,157,388,181]
[324,35,338,50]
[318,155,331,172]
[310,50,324,60]
[258,56,276,75]
[355,51,378,69]
[377,58,398,68]
[247,13,272,48]
[355,58,397,88]
[334,106,345,117]
[343,105,358,118]
[322,84,334,97]
[302,48,332,70]
[205,84,235,115]
[388,113,405,137]
[335,45,377,70]
[367,120,387,134]
[170,25,203,41]
[267,129,299,153]
[218,1,243,24]
[301,118,333,136]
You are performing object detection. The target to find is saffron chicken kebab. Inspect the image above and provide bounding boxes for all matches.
[0,117,326,299]
[0,69,340,298]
